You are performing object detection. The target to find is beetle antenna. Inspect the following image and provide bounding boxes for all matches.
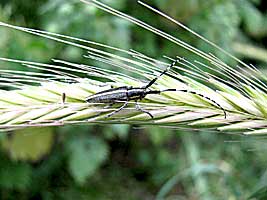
[144,59,179,89]
[161,89,226,119]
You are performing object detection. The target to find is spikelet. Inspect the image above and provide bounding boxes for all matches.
[0,1,266,135]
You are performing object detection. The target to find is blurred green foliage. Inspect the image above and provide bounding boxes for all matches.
[0,0,267,199]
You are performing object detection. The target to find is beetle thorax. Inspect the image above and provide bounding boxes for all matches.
[127,88,146,100]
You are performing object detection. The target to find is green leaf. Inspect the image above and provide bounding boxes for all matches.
[240,1,265,36]
[66,136,109,184]
[1,127,54,162]
[0,158,32,190]
[147,126,173,145]
[249,187,267,200]
[249,169,267,199]
[103,124,130,140]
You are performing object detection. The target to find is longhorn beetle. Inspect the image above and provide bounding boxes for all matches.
[85,60,226,119]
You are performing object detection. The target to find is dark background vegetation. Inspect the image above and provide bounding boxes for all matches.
[0,0,267,199]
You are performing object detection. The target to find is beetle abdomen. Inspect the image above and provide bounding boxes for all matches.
[86,90,128,103]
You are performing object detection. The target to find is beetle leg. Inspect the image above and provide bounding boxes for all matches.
[106,101,128,118]
[135,101,153,119]
[103,103,114,109]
